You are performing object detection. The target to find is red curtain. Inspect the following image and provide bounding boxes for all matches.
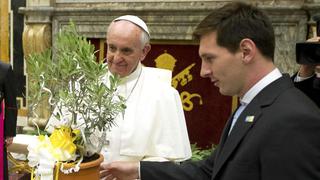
[144,44,231,148]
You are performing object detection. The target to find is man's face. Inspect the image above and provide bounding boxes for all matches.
[199,31,245,96]
[106,21,149,77]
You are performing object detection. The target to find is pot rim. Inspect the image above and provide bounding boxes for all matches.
[61,153,104,169]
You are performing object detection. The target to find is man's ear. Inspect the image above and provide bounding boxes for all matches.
[140,44,151,62]
[239,38,256,64]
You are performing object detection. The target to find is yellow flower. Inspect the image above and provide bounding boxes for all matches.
[49,126,77,161]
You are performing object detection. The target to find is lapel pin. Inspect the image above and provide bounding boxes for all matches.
[245,116,255,123]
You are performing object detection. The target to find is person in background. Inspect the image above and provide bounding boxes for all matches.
[292,36,320,107]
[0,60,17,180]
[100,2,320,180]
[99,15,192,177]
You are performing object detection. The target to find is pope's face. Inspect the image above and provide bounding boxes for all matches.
[106,21,150,77]
[199,31,245,97]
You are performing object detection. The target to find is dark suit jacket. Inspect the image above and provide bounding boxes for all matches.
[141,75,320,180]
[292,73,320,107]
[0,61,17,180]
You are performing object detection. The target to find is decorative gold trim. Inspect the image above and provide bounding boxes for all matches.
[154,50,177,71]
[99,39,105,63]
[17,97,28,116]
[0,0,9,62]
[231,96,238,113]
[22,24,52,56]
[7,152,32,174]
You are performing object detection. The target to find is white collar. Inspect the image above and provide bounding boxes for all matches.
[119,62,142,85]
[241,68,282,105]
[118,62,143,100]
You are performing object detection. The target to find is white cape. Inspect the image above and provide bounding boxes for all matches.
[103,64,192,162]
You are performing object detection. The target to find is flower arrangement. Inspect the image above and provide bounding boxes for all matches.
[25,22,126,179]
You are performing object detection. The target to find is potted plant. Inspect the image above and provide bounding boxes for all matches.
[25,22,126,179]
[190,143,215,161]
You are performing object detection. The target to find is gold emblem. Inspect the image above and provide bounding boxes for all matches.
[154,50,203,111]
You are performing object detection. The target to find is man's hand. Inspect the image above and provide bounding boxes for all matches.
[5,136,14,147]
[100,161,140,180]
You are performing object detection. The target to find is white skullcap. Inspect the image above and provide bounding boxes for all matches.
[113,15,150,37]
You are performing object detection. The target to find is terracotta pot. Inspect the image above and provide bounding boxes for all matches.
[56,153,104,180]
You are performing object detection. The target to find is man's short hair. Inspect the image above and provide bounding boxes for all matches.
[193,2,275,61]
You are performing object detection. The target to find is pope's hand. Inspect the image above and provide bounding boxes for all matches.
[100,161,139,180]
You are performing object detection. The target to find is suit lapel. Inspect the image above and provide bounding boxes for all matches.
[214,112,235,158]
[211,104,262,179]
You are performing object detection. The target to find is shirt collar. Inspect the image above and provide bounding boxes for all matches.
[241,68,282,105]
[119,62,142,84]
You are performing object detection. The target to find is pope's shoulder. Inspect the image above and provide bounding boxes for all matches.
[143,66,172,86]
[142,66,178,94]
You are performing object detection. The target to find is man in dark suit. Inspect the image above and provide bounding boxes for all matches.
[100,2,320,180]
[0,60,17,180]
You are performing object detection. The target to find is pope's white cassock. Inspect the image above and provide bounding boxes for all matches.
[101,62,192,163]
